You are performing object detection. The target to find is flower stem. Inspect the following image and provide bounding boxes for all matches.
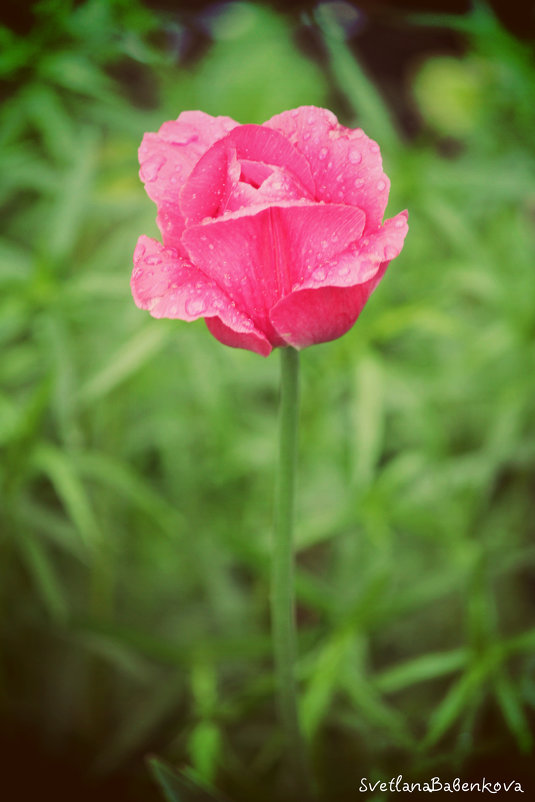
[271,346,312,795]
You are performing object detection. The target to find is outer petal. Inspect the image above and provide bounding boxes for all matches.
[139,111,238,249]
[182,201,365,346]
[265,106,389,234]
[131,235,271,356]
[300,210,408,291]
[269,211,408,349]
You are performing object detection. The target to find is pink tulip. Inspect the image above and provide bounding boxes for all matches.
[132,106,408,356]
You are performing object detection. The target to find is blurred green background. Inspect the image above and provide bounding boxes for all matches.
[1,1,534,800]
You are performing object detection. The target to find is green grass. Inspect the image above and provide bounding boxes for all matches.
[1,2,534,800]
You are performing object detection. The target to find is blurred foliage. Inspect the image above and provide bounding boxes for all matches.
[1,1,535,801]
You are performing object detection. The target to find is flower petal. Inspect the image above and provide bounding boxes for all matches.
[131,235,271,356]
[180,123,315,224]
[265,106,389,233]
[139,111,238,248]
[300,210,409,290]
[269,211,408,349]
[179,140,241,224]
[269,269,386,350]
[182,201,365,345]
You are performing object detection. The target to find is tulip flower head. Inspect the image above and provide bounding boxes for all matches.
[132,106,408,356]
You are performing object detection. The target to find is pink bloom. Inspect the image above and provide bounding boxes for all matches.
[132,107,408,356]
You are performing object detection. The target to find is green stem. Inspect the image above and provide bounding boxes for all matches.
[271,346,312,794]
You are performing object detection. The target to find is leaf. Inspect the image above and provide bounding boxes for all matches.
[375,649,468,694]
[94,675,185,773]
[422,665,487,749]
[147,757,231,802]
[493,669,533,752]
[73,450,185,538]
[188,722,222,786]
[16,530,69,625]
[77,324,169,405]
[314,4,399,149]
[31,444,100,551]
[349,352,384,487]
[301,630,353,738]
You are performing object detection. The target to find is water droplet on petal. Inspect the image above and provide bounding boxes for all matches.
[349,150,362,164]
[312,266,327,281]
[395,217,406,228]
[354,178,364,188]
[377,179,386,191]
[140,155,166,182]
[208,243,214,250]
[384,245,397,260]
[186,296,206,316]
[318,147,328,160]
[145,254,161,266]
[338,264,351,277]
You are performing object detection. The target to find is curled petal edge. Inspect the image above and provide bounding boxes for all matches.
[131,235,272,356]
[269,210,408,349]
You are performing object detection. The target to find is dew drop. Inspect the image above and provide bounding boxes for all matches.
[208,243,214,250]
[338,264,351,277]
[395,217,405,228]
[145,254,161,266]
[384,245,397,260]
[318,147,328,160]
[370,143,380,153]
[377,179,386,191]
[140,155,165,182]
[186,297,206,316]
[354,178,364,188]
[313,266,327,281]
[349,150,362,164]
